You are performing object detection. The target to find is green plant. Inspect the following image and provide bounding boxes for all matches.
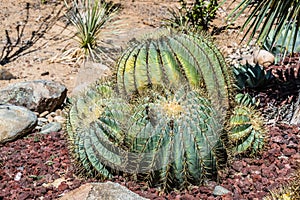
[116,31,232,113]
[233,63,273,90]
[66,81,131,178]
[229,0,300,53]
[127,87,227,191]
[65,30,266,193]
[165,0,221,32]
[66,84,228,191]
[264,169,300,200]
[263,26,300,55]
[228,105,265,155]
[234,93,257,107]
[63,0,119,62]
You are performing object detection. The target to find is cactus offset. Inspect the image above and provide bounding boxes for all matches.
[66,81,132,178]
[228,105,265,155]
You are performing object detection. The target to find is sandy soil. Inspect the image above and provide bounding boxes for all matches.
[0,0,246,95]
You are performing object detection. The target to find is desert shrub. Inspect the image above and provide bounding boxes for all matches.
[165,0,221,33]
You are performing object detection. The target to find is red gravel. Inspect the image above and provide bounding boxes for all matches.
[0,123,299,199]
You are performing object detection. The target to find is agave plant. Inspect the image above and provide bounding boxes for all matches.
[229,0,300,53]
[233,62,273,90]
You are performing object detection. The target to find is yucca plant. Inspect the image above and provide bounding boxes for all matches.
[116,30,232,114]
[229,0,300,54]
[62,0,119,63]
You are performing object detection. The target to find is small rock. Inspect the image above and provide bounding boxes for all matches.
[39,111,49,118]
[213,185,231,196]
[0,65,16,80]
[53,115,65,123]
[14,172,22,181]
[0,105,37,144]
[72,61,111,96]
[253,49,275,68]
[40,122,62,134]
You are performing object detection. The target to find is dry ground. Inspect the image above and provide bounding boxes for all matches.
[0,0,246,94]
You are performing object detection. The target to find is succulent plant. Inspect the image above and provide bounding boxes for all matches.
[65,30,267,193]
[228,105,265,155]
[233,63,273,90]
[66,81,132,178]
[264,168,300,200]
[126,87,227,191]
[234,93,258,108]
[116,31,232,113]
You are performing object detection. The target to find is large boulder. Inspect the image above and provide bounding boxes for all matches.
[0,80,67,113]
[0,105,37,144]
[59,182,149,200]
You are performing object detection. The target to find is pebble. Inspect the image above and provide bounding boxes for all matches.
[39,111,49,118]
[40,122,62,134]
[213,185,231,196]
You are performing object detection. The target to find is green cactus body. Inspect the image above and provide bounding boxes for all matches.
[116,31,232,113]
[228,105,265,155]
[66,82,132,178]
[126,88,227,191]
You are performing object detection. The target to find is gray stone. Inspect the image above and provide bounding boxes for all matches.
[40,122,62,134]
[72,61,111,96]
[0,80,67,113]
[0,105,37,144]
[59,182,149,200]
[213,185,231,196]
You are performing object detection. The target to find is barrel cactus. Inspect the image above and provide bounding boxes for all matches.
[65,30,267,193]
[66,81,132,178]
[228,105,265,155]
[126,87,227,191]
[116,31,232,113]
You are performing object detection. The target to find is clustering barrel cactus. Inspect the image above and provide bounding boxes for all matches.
[65,29,266,193]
